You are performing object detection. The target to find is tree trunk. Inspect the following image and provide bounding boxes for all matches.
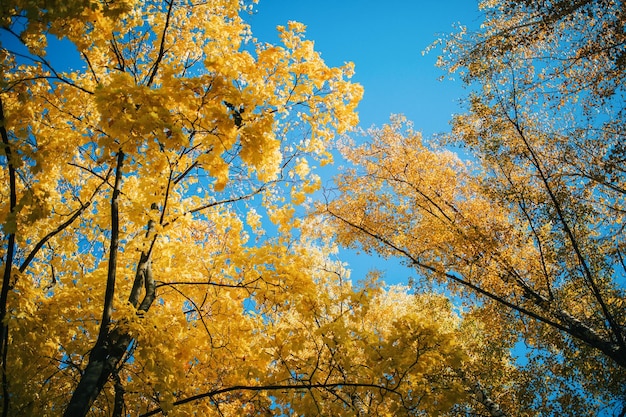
[63,151,125,417]
[0,98,16,417]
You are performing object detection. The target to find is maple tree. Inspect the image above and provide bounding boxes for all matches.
[325,0,626,415]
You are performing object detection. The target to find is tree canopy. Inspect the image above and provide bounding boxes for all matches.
[0,0,512,416]
[327,0,626,415]
[2,0,625,416]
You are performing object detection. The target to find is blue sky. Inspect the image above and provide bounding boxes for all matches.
[247,1,482,134]
[245,1,482,284]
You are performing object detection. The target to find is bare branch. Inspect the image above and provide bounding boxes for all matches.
[138,381,405,417]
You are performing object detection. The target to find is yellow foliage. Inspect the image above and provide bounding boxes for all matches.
[0,0,367,415]
[327,101,626,414]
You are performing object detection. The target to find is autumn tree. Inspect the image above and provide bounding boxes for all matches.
[325,0,626,415]
[0,0,482,415]
[0,1,518,416]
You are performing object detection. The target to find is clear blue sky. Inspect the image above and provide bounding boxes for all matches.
[246,1,482,284]
[247,1,481,134]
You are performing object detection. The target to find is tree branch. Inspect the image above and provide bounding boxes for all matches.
[145,0,174,88]
[325,207,626,367]
[471,381,507,417]
[63,150,125,417]
[502,87,626,352]
[18,167,110,273]
[0,96,16,417]
[100,150,125,341]
[138,381,404,417]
